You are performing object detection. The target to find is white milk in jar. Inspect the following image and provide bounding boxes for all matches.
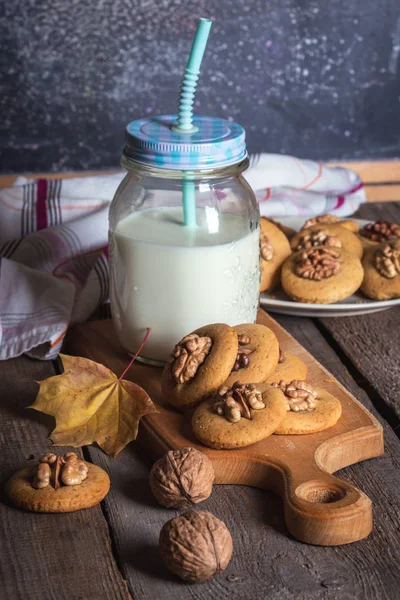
[109,206,260,362]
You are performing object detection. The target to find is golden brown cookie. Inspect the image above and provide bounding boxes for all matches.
[264,352,307,384]
[359,220,400,249]
[339,220,359,233]
[271,381,342,434]
[192,382,286,449]
[281,246,364,304]
[6,461,110,513]
[259,218,292,292]
[264,218,296,240]
[224,323,280,387]
[361,240,400,300]
[302,214,359,233]
[291,224,363,260]
[161,324,238,410]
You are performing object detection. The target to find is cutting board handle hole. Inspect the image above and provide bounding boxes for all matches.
[295,480,347,504]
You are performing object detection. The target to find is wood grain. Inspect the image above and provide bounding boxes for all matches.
[65,311,383,546]
[0,356,131,600]
[319,308,400,421]
[357,200,400,222]
[68,315,400,600]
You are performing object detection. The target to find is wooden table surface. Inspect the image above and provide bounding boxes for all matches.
[1,202,400,600]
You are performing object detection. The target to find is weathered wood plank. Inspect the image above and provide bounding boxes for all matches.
[83,315,400,600]
[319,309,400,421]
[356,200,400,222]
[0,356,131,600]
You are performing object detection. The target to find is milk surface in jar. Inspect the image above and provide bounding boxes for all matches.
[109,205,260,363]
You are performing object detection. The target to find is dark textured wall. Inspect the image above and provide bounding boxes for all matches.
[1,0,400,173]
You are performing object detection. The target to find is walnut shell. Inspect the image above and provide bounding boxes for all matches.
[159,510,233,583]
[149,447,214,509]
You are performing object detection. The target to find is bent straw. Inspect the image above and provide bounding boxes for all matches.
[173,18,212,226]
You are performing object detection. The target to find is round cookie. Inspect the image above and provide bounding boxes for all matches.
[361,240,400,300]
[302,214,359,233]
[259,218,292,292]
[281,247,364,304]
[264,352,307,384]
[274,386,342,435]
[192,383,287,449]
[291,224,363,260]
[224,323,280,387]
[339,220,359,233]
[5,462,110,513]
[264,218,296,240]
[161,324,238,410]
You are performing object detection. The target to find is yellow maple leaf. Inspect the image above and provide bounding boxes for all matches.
[29,353,158,457]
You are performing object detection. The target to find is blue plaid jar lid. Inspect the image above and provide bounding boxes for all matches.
[124,114,246,170]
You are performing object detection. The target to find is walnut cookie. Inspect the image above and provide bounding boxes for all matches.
[301,214,359,233]
[161,324,238,410]
[259,218,292,292]
[192,382,287,449]
[264,350,307,384]
[271,380,342,434]
[281,246,364,304]
[264,217,296,240]
[5,451,110,513]
[224,323,280,387]
[290,223,363,260]
[361,240,400,300]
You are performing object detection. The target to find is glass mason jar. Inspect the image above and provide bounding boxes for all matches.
[108,115,260,364]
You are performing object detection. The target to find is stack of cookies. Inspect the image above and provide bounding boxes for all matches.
[162,323,342,450]
[260,214,400,303]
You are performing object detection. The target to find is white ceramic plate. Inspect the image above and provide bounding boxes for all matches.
[259,217,400,317]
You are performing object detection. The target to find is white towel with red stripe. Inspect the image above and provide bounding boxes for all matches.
[0,155,365,360]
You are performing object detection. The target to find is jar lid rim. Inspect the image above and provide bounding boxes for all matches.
[124,114,247,170]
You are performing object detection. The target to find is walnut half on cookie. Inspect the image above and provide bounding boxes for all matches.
[213,382,266,423]
[5,451,110,513]
[192,382,287,449]
[271,381,342,435]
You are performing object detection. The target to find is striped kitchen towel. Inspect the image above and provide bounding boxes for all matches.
[0,155,366,360]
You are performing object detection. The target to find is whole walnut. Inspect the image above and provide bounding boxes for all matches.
[159,510,233,583]
[149,447,214,509]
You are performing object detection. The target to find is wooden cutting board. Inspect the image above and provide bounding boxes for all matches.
[65,310,384,546]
